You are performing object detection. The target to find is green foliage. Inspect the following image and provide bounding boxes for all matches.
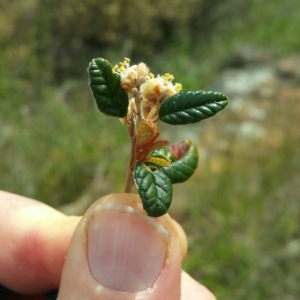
[159,140,199,184]
[134,161,173,217]
[134,140,198,216]
[88,57,222,217]
[0,81,129,205]
[1,0,299,84]
[151,146,176,162]
[181,135,300,299]
[42,0,200,54]
[88,58,128,117]
[159,91,228,125]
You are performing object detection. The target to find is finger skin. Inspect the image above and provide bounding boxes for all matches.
[58,193,182,300]
[0,191,216,299]
[0,191,80,294]
[181,272,216,300]
[172,219,188,259]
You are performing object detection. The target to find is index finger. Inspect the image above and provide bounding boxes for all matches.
[0,191,80,294]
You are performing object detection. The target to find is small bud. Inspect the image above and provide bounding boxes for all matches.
[136,63,150,78]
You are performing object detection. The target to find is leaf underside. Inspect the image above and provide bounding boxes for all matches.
[88,58,128,117]
[159,91,228,125]
[160,141,198,184]
[134,161,172,217]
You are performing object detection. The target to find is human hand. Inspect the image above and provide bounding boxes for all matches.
[0,191,215,300]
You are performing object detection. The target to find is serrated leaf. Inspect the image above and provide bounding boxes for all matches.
[159,91,228,125]
[134,161,172,217]
[88,58,129,117]
[160,140,198,184]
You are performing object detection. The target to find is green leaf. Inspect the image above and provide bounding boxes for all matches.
[88,58,129,117]
[134,161,173,217]
[160,140,198,184]
[151,146,176,162]
[159,91,228,125]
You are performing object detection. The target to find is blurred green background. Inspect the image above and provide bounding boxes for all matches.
[1,0,300,298]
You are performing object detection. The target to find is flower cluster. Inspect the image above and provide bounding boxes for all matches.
[113,58,150,94]
[113,58,182,120]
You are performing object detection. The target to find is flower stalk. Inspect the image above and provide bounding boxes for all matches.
[112,58,181,193]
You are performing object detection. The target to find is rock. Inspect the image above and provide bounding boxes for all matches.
[276,55,300,81]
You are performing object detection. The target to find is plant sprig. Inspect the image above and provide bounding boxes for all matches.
[88,58,228,217]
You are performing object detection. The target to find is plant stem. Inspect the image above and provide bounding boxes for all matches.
[124,115,137,193]
[146,93,167,122]
[123,141,135,193]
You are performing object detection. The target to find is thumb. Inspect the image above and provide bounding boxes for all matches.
[57,193,183,300]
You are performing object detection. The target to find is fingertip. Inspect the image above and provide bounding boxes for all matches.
[181,271,216,300]
[58,193,183,300]
[172,219,188,260]
[37,216,80,287]
[0,191,80,294]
